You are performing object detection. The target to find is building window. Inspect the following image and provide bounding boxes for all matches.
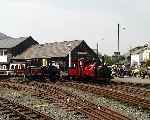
[0,50,3,56]
[0,65,2,70]
[4,50,7,55]
[3,65,7,70]
[0,50,7,56]
[11,65,14,70]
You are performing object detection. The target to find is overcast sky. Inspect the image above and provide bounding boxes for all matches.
[0,0,150,55]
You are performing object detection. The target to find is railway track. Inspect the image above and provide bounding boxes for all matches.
[0,80,130,120]
[56,81,150,110]
[0,96,53,120]
[33,82,130,120]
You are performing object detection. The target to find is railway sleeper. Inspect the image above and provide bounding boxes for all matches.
[1,110,12,114]
[0,81,131,120]
[8,113,20,118]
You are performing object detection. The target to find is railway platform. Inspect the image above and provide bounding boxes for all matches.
[112,77,150,85]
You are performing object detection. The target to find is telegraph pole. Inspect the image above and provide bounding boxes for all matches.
[118,24,120,53]
[117,24,120,64]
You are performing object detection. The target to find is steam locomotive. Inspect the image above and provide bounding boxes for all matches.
[0,58,112,82]
[68,58,112,82]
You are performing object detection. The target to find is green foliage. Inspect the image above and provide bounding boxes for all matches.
[111,55,125,65]
[102,54,126,65]
[144,60,150,67]
[103,55,113,65]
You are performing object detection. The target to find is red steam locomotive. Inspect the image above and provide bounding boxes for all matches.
[68,58,112,82]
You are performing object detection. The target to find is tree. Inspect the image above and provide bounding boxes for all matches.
[144,60,150,67]
[102,54,126,65]
[103,55,113,65]
[112,55,125,65]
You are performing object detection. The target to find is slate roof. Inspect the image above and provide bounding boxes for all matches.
[14,40,83,59]
[0,37,29,49]
[130,46,146,54]
[0,32,12,40]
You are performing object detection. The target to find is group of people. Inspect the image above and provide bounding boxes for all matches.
[111,64,150,79]
[112,65,130,77]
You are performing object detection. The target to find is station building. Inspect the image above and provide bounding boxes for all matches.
[0,33,38,70]
[14,40,98,70]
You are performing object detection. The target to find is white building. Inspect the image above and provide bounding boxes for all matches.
[143,49,150,61]
[0,33,38,70]
[131,53,143,66]
[130,43,150,66]
[130,46,144,66]
[0,49,7,63]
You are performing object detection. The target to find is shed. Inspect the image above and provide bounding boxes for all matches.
[14,40,98,69]
[0,36,38,65]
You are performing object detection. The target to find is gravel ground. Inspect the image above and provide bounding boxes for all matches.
[0,115,10,120]
[112,77,150,84]
[0,87,89,120]
[0,81,149,120]
[58,84,150,120]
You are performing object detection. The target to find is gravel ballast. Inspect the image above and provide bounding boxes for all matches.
[0,87,89,120]
[58,84,150,120]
